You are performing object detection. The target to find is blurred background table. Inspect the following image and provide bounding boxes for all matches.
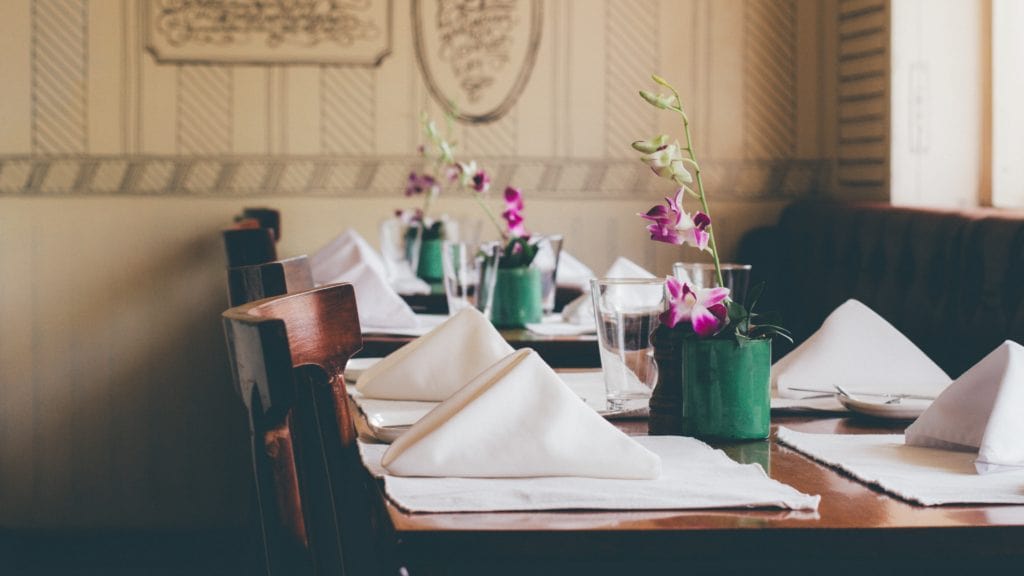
[360,328,599,368]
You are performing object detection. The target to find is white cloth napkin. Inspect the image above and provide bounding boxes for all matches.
[778,427,1024,506]
[310,229,419,329]
[555,250,595,289]
[360,436,819,512]
[561,257,655,325]
[355,308,513,401]
[905,341,1024,474]
[771,299,950,398]
[349,371,645,442]
[381,349,662,479]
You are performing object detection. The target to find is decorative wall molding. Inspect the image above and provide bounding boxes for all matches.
[0,155,827,200]
[145,0,393,65]
[32,0,88,154]
[412,0,542,123]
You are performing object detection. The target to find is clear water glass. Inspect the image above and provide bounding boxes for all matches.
[442,241,501,318]
[590,278,667,411]
[673,262,753,305]
[532,235,563,314]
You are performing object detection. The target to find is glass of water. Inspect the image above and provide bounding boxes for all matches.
[672,262,752,305]
[590,278,667,410]
[442,241,501,318]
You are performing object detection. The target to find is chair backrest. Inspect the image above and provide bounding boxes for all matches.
[227,256,315,307]
[223,284,376,576]
[223,227,278,268]
[236,207,282,241]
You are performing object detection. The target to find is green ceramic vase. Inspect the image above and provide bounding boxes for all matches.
[490,267,543,328]
[679,337,772,441]
[416,239,444,283]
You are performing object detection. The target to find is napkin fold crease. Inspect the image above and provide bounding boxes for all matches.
[771,299,950,398]
[355,307,514,401]
[381,349,662,480]
[906,340,1024,474]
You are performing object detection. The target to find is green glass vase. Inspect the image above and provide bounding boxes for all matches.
[416,239,444,284]
[490,267,543,328]
[679,337,771,441]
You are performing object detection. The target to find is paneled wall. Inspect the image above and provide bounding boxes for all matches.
[0,0,839,529]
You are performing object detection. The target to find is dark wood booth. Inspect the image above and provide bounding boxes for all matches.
[740,200,1024,376]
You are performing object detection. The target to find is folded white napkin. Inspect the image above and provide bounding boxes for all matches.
[778,427,1024,506]
[555,250,595,289]
[771,299,950,398]
[310,229,419,329]
[355,308,514,401]
[381,349,662,479]
[561,257,655,325]
[905,340,1024,474]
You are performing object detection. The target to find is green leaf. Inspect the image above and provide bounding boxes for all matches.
[726,300,748,323]
[745,281,766,312]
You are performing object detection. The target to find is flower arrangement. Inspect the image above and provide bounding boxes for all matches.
[410,113,541,270]
[635,75,788,343]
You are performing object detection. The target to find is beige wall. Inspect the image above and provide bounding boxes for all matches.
[0,0,833,529]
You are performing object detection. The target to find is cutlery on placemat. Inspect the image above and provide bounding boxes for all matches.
[788,387,937,401]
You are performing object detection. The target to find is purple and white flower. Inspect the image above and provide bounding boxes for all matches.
[405,172,438,197]
[639,142,692,185]
[502,186,527,237]
[639,189,711,250]
[661,277,730,337]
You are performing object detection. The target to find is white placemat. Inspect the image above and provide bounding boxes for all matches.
[777,427,1024,506]
[360,435,820,513]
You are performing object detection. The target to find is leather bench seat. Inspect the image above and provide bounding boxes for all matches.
[739,201,1024,377]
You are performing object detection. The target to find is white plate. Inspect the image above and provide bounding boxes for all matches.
[836,394,932,420]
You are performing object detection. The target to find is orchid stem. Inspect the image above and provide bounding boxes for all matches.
[473,194,507,240]
[675,104,725,289]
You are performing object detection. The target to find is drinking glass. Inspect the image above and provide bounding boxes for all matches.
[442,241,501,318]
[673,262,753,305]
[532,235,563,315]
[590,278,667,410]
[379,217,417,284]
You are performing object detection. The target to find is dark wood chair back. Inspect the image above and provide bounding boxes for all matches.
[223,284,378,576]
[236,207,282,241]
[227,256,315,307]
[223,227,278,268]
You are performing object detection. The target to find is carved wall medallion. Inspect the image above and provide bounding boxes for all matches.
[412,0,543,123]
[145,0,393,65]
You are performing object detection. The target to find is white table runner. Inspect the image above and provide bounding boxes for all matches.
[777,427,1024,506]
[359,435,820,513]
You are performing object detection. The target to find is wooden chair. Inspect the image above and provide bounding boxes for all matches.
[235,207,282,241]
[223,227,278,268]
[223,284,384,576]
[227,256,315,307]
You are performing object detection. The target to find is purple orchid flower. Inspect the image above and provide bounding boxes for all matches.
[405,172,437,197]
[661,277,730,337]
[472,170,491,193]
[638,189,711,250]
[502,186,527,237]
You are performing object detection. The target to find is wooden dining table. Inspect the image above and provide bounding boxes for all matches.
[364,414,1024,574]
[360,328,599,368]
